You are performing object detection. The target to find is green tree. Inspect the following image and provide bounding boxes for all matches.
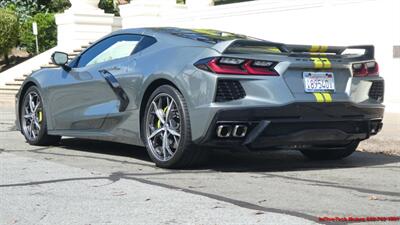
[38,0,71,13]
[19,13,57,54]
[0,9,19,65]
[0,0,45,23]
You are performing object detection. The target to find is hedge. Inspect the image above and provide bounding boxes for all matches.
[0,9,19,64]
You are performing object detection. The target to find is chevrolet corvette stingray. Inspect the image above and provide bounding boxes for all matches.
[15,27,384,168]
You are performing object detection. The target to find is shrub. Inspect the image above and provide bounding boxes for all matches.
[99,0,119,15]
[19,13,57,54]
[0,9,19,65]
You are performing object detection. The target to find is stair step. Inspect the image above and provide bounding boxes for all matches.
[14,77,26,82]
[73,48,84,53]
[1,43,92,98]
[0,89,18,95]
[0,98,16,104]
[40,64,58,69]
[6,80,23,86]
[0,86,20,91]
[0,94,17,98]
[0,97,15,100]
[0,93,17,104]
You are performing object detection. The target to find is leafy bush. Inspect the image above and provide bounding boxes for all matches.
[19,13,56,54]
[99,0,119,15]
[0,9,19,64]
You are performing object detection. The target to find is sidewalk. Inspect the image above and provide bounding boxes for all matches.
[359,112,400,156]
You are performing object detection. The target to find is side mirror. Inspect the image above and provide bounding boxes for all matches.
[51,51,71,71]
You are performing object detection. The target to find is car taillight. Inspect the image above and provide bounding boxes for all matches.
[352,61,379,77]
[194,57,279,76]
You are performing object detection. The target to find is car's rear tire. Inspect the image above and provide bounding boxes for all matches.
[20,86,61,146]
[300,141,359,160]
[141,85,207,168]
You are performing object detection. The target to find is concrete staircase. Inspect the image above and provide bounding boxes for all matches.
[0,43,90,103]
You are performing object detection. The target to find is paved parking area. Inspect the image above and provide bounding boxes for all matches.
[1,104,399,225]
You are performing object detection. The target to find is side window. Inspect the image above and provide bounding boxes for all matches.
[132,36,157,54]
[77,34,142,68]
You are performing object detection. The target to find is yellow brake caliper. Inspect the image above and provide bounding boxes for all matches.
[156,106,168,128]
[38,110,43,123]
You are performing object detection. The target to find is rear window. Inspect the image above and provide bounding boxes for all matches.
[159,28,260,44]
[224,41,283,54]
[225,43,282,54]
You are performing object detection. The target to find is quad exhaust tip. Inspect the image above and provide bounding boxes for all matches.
[217,124,247,138]
[217,125,232,137]
[233,125,247,137]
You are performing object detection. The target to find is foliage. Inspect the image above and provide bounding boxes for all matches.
[0,0,70,23]
[0,9,19,64]
[19,13,57,53]
[99,0,119,15]
[0,0,45,23]
[39,0,71,13]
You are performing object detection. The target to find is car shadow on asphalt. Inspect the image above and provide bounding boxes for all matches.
[57,138,151,162]
[56,138,400,172]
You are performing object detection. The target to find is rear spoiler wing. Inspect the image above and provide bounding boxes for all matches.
[213,39,374,61]
[286,44,375,61]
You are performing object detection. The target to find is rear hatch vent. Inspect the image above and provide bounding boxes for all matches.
[215,80,246,102]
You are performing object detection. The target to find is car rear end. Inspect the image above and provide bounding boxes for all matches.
[192,40,384,150]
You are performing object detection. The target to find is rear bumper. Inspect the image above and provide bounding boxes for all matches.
[195,102,384,149]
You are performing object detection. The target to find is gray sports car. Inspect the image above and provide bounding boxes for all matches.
[15,27,384,168]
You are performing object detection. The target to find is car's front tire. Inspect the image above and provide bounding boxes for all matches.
[300,141,359,160]
[142,85,207,168]
[20,86,61,146]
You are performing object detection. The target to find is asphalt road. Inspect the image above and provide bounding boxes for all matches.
[1,104,399,225]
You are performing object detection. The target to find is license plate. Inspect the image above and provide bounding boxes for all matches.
[303,72,335,92]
